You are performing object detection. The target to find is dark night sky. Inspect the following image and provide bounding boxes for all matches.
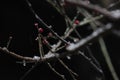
[0,0,120,80]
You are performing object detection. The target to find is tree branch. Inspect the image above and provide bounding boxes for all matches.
[66,23,112,52]
[25,0,68,44]
[65,0,120,20]
[0,23,113,63]
[0,47,35,61]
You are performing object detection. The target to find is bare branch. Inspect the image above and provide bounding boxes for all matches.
[66,23,112,52]
[47,63,66,80]
[65,0,120,20]
[0,47,35,61]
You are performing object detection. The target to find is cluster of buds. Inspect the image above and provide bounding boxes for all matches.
[34,23,53,49]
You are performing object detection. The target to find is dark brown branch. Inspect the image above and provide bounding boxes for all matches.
[65,0,120,20]
[0,47,34,61]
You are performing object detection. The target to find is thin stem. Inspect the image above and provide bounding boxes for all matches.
[99,38,119,80]
[77,15,103,26]
[47,62,66,80]
[38,34,44,59]
[0,47,35,61]
[6,36,12,49]
[19,61,39,80]
[78,51,103,74]
[58,58,78,77]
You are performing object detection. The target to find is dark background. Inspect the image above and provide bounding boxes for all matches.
[0,0,120,80]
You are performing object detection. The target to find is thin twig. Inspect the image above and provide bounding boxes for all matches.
[58,58,78,77]
[0,47,35,61]
[47,63,66,80]
[19,61,39,80]
[38,34,44,59]
[99,38,119,80]
[6,36,12,49]
[78,51,103,74]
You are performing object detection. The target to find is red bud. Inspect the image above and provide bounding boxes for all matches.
[38,28,44,33]
[74,20,80,25]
